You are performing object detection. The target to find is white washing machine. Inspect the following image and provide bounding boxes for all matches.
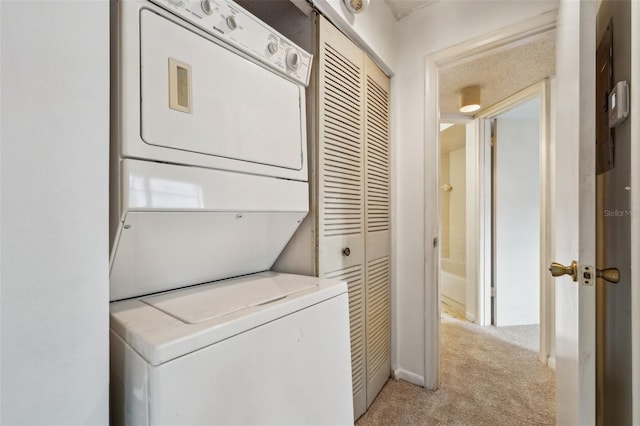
[109,1,353,424]
[110,272,352,425]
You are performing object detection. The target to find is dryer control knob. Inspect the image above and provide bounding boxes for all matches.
[226,15,238,31]
[267,41,279,54]
[201,0,213,15]
[286,50,300,71]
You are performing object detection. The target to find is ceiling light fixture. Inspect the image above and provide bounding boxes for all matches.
[459,85,481,113]
[343,0,369,14]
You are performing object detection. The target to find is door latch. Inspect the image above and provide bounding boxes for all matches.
[578,265,620,285]
[549,262,616,286]
[580,265,594,286]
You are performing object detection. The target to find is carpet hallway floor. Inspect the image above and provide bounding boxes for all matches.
[356,315,555,425]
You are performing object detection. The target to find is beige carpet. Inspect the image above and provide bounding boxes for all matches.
[356,316,555,425]
[441,303,541,353]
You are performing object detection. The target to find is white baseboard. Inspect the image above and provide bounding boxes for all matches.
[393,368,425,387]
[547,356,556,370]
[441,295,465,314]
[466,312,476,323]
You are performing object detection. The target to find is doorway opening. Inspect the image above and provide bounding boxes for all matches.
[425,14,558,390]
[439,123,468,321]
[438,90,548,357]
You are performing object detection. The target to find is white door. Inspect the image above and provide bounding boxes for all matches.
[363,55,391,408]
[317,16,367,419]
[317,17,391,419]
[494,98,541,327]
[552,1,597,424]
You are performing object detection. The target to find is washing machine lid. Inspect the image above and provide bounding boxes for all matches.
[141,275,316,324]
[109,272,347,366]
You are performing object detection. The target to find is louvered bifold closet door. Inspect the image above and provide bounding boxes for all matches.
[317,16,366,420]
[363,56,391,407]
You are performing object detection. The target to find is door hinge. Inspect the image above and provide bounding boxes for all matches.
[433,237,438,248]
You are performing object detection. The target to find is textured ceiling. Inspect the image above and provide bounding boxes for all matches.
[384,1,555,118]
[384,0,438,20]
[439,32,556,118]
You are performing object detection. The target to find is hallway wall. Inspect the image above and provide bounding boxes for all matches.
[440,141,467,310]
[448,148,466,262]
[440,151,451,257]
[440,124,467,261]
[0,2,110,424]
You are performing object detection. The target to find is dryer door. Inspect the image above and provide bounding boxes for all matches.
[139,10,304,171]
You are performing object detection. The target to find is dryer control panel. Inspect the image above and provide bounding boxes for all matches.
[149,0,312,86]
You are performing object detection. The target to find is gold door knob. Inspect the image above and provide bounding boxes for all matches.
[596,267,620,283]
[549,261,578,282]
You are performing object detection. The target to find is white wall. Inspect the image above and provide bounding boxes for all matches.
[393,0,558,381]
[440,152,451,257]
[439,124,467,262]
[494,100,540,327]
[465,120,479,322]
[449,148,466,262]
[440,145,466,310]
[0,2,110,424]
[311,0,397,73]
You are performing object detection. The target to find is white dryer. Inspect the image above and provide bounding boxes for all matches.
[109,1,353,424]
[110,0,313,300]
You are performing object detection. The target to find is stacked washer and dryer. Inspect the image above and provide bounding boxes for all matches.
[109,0,353,424]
